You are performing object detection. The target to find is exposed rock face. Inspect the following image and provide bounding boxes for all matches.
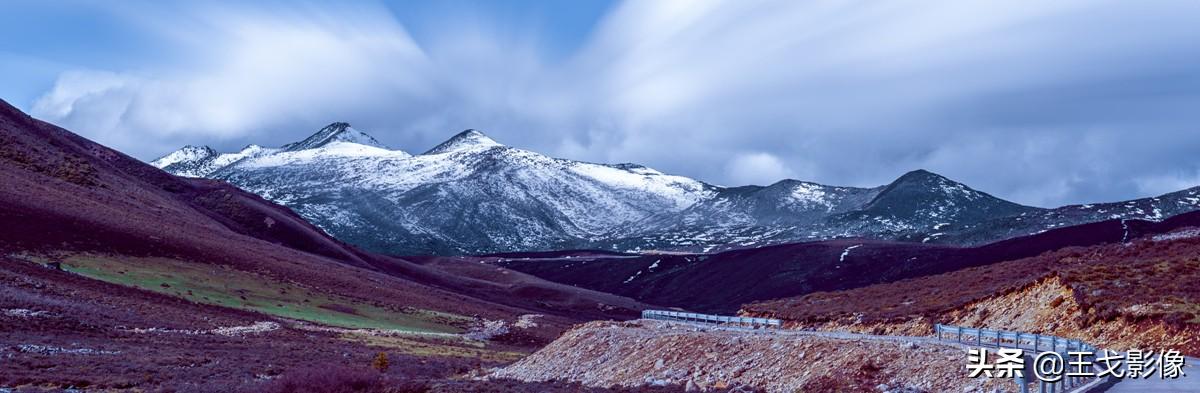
[946,276,1200,353]
[491,320,1016,392]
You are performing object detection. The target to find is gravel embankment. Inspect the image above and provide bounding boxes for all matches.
[493,320,1018,392]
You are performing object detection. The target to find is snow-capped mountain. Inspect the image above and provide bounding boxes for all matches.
[604,180,884,251]
[599,170,1045,252]
[153,124,1200,255]
[156,125,714,254]
[821,170,1039,243]
[151,144,278,178]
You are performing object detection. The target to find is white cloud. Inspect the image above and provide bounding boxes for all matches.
[32,2,436,155]
[27,0,1200,206]
[33,70,137,126]
[725,152,796,187]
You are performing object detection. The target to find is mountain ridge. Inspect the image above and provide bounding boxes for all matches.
[157,125,716,254]
[152,124,1200,255]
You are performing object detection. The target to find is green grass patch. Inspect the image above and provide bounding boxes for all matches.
[59,253,464,334]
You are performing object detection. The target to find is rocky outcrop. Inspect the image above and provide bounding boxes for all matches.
[947,276,1200,353]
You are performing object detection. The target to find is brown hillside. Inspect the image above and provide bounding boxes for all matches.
[744,229,1200,355]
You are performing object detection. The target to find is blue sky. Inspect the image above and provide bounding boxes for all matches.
[2,0,1200,207]
[0,0,613,107]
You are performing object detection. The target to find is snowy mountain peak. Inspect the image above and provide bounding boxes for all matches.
[282,122,385,151]
[423,129,503,154]
[150,145,217,168]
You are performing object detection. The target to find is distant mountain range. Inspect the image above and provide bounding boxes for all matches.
[153,123,1200,255]
[496,210,1200,313]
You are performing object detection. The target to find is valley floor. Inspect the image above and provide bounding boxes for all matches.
[0,256,679,392]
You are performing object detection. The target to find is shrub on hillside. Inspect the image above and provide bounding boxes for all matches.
[251,365,427,393]
[372,352,389,373]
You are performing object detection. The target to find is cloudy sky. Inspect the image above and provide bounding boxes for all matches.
[2,0,1199,207]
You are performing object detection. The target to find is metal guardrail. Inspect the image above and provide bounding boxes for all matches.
[935,324,1098,353]
[642,310,782,328]
[935,324,1112,393]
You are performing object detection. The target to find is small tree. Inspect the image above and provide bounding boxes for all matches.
[371,352,389,373]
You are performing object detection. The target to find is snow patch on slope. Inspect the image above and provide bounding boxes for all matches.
[839,244,862,262]
[788,182,835,210]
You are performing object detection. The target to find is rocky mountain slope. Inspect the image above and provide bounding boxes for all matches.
[155,124,1200,255]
